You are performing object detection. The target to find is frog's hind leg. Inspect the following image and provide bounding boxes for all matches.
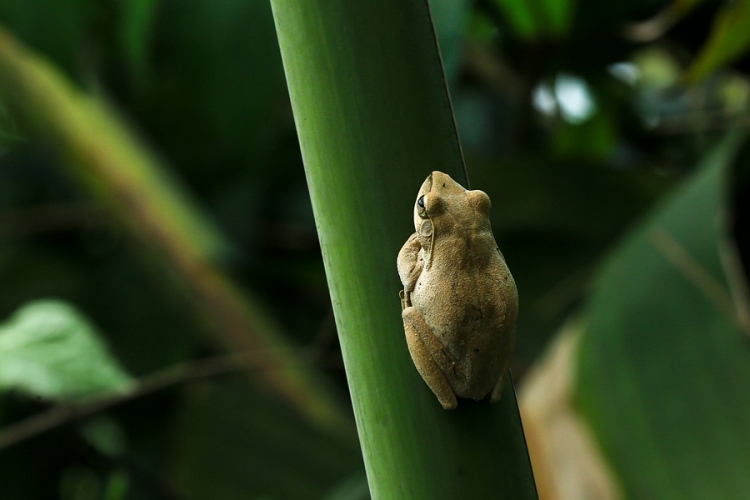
[402,307,458,410]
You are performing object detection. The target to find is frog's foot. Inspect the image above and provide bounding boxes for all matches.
[402,307,457,410]
[399,290,412,310]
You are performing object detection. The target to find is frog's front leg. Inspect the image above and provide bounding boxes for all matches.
[397,233,423,301]
[402,306,458,410]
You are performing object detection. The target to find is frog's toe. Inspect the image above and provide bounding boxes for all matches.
[439,394,458,410]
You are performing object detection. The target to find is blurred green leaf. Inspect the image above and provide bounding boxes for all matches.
[117,0,158,86]
[102,469,129,500]
[493,0,574,38]
[538,0,575,35]
[80,417,127,458]
[686,0,750,83]
[575,133,750,498]
[0,300,135,400]
[494,0,538,38]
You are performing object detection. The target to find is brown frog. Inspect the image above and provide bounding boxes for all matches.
[397,171,518,410]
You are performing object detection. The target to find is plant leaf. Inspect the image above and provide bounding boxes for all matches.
[117,0,159,86]
[575,133,750,498]
[686,0,750,83]
[0,300,135,400]
[492,0,574,38]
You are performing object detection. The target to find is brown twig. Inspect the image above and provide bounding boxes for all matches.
[0,203,105,239]
[0,350,303,451]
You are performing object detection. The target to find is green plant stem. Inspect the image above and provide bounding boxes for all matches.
[270,1,537,498]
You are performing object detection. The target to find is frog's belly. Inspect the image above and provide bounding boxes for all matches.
[411,265,516,400]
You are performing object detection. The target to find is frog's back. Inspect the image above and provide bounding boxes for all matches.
[412,232,518,400]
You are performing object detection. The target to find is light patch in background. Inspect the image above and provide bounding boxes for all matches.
[532,83,557,116]
[554,74,597,124]
[532,74,597,124]
[608,62,640,86]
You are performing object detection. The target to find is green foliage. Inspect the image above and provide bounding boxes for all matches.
[493,0,574,37]
[116,0,158,86]
[0,300,134,400]
[0,0,749,497]
[687,1,750,83]
[576,133,750,498]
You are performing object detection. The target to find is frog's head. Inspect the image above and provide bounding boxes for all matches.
[413,171,492,234]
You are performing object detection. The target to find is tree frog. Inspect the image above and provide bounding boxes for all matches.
[397,171,518,410]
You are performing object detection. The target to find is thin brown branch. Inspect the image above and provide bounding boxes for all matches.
[0,350,302,451]
[651,110,750,136]
[0,203,105,239]
[651,228,744,330]
[719,235,750,339]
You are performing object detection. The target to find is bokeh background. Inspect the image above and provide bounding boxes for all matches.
[0,0,749,498]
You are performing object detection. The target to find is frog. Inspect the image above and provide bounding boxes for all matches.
[397,171,518,410]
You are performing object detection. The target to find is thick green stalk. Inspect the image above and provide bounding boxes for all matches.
[270,1,537,498]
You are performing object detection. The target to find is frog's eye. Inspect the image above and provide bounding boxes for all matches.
[416,195,428,219]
